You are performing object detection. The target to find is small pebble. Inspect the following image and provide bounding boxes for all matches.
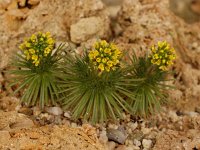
[32,106,41,116]
[127,145,140,150]
[142,139,152,149]
[169,111,179,122]
[64,111,71,118]
[45,106,63,116]
[107,128,127,144]
[127,122,138,131]
[18,107,33,116]
[130,130,144,141]
[115,145,126,150]
[106,141,116,150]
[99,130,108,144]
[71,122,77,128]
[184,111,199,117]
[108,123,118,129]
[15,104,21,111]
[134,139,141,147]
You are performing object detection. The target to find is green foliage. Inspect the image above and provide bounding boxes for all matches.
[59,51,137,124]
[9,36,176,123]
[10,42,65,109]
[126,51,174,117]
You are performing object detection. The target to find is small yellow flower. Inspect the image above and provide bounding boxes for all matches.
[98,63,104,71]
[89,52,95,60]
[29,49,35,54]
[47,38,54,45]
[32,54,38,61]
[150,41,176,71]
[104,48,111,54]
[46,32,51,37]
[93,50,99,57]
[107,61,113,67]
[30,34,36,42]
[100,40,108,47]
[34,60,40,66]
[105,66,110,72]
[25,42,31,48]
[96,57,101,63]
[24,50,29,55]
[102,58,107,63]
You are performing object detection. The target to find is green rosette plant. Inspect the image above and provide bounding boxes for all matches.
[10,32,64,108]
[127,41,176,117]
[60,40,137,123]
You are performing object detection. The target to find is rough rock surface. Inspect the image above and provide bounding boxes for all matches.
[0,0,110,68]
[70,16,110,43]
[0,111,34,130]
[0,125,104,150]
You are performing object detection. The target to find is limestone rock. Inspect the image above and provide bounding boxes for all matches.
[142,139,152,149]
[45,106,63,116]
[99,130,108,144]
[106,141,116,150]
[70,16,110,43]
[107,128,127,144]
[64,111,71,118]
[18,0,26,7]
[0,111,34,130]
[18,107,33,116]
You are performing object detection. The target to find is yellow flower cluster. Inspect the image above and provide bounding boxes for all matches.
[19,32,55,66]
[150,41,176,71]
[89,40,122,72]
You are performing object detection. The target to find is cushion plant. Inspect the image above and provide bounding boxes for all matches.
[10,32,64,108]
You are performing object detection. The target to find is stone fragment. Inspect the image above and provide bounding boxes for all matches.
[133,139,141,147]
[45,107,63,116]
[169,111,179,122]
[99,130,108,144]
[107,128,127,144]
[32,106,41,116]
[28,0,40,5]
[142,139,152,149]
[64,111,71,118]
[18,0,26,7]
[70,17,110,43]
[106,141,116,150]
[18,107,33,116]
[10,116,34,129]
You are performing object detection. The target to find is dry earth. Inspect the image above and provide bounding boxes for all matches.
[0,0,200,149]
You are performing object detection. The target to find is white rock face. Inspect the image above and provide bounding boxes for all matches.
[45,107,63,116]
[70,16,110,43]
[142,139,152,149]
